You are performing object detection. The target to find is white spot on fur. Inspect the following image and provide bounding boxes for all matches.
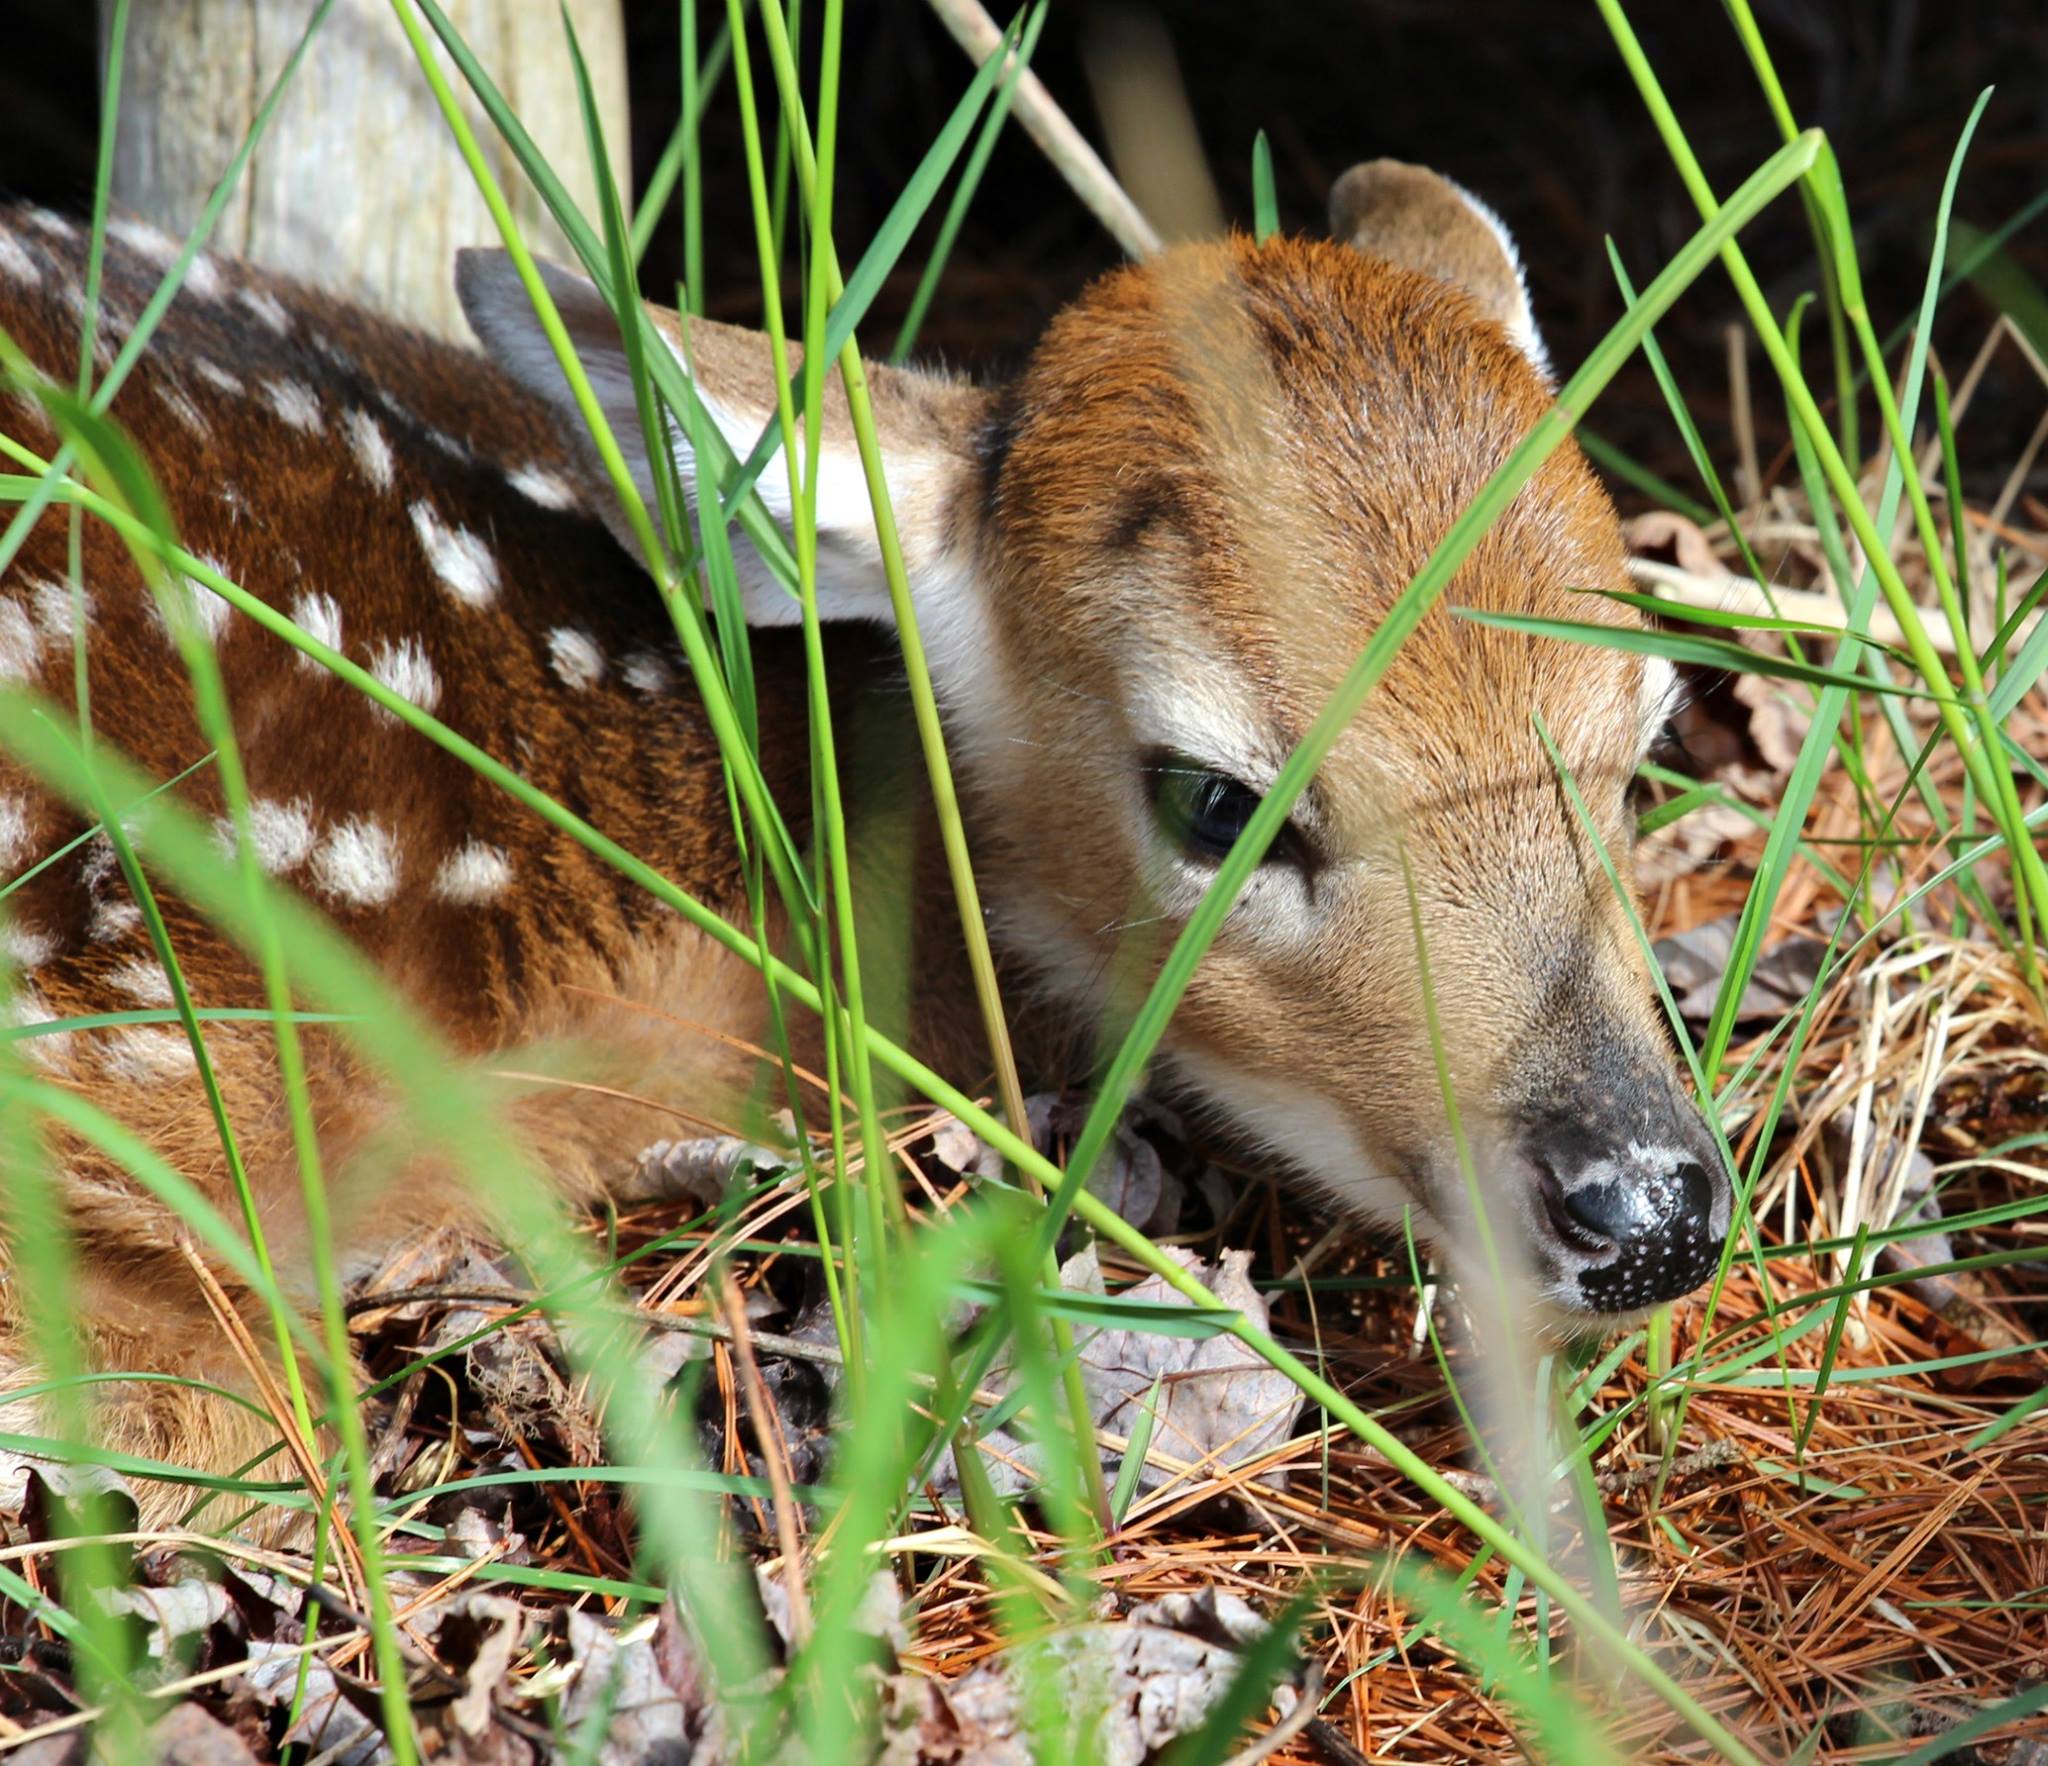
[69,284,129,349]
[0,600,39,681]
[29,577,89,643]
[263,377,323,434]
[101,1025,198,1082]
[106,218,224,301]
[508,462,576,510]
[290,590,343,666]
[432,840,513,905]
[409,501,499,608]
[621,650,675,695]
[215,797,316,875]
[89,900,142,943]
[190,569,234,643]
[75,832,143,944]
[312,816,401,907]
[309,334,357,376]
[0,796,31,871]
[108,957,173,1005]
[193,359,243,397]
[79,834,115,894]
[24,210,73,241]
[154,377,212,437]
[0,922,57,971]
[425,429,473,464]
[154,568,233,646]
[0,234,38,286]
[184,254,227,303]
[343,409,394,492]
[547,627,604,690]
[2,986,70,1069]
[237,286,291,334]
[369,637,442,716]
[107,216,176,259]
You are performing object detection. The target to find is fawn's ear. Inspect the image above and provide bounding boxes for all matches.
[457,249,994,628]
[1329,159,1548,379]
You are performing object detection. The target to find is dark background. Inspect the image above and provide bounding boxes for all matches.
[5,1,2045,483]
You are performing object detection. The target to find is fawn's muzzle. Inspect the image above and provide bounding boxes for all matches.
[1512,1052,1730,1317]
[1535,1148,1722,1313]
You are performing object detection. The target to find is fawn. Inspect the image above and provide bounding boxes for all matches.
[0,162,1729,1524]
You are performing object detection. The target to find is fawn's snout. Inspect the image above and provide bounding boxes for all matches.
[1520,1075,1729,1319]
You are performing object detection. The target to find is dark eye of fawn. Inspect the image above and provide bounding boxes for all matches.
[1150,753,1312,869]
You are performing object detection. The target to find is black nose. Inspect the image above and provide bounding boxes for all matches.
[1560,1159,1711,1245]
[1546,1159,1720,1313]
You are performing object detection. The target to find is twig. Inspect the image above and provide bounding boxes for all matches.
[1350,1437,1745,1515]
[1627,554,2042,659]
[720,1271,812,1645]
[1728,324,1761,510]
[1593,1437,1743,1497]
[923,0,1160,259]
[1221,1662,1323,1766]
[174,1240,366,1602]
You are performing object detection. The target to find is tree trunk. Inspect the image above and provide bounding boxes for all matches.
[101,0,629,338]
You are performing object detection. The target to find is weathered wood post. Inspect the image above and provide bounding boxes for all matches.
[101,0,629,338]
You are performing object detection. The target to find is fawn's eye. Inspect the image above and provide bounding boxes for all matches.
[1148,753,1312,868]
[1161,767,1259,859]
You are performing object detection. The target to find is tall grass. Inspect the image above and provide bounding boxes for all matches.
[1,1,2044,1760]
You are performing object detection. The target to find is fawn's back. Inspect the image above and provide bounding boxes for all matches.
[0,211,832,1296]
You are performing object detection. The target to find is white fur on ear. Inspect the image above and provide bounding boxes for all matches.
[456,249,959,631]
[674,384,936,628]
[1440,178,1551,383]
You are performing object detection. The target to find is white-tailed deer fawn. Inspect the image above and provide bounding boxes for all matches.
[0,163,1728,1524]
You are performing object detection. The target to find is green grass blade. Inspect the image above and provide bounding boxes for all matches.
[1456,607,1934,697]
[629,9,734,269]
[1251,129,1278,243]
[1108,1376,1163,1524]
[890,3,1047,362]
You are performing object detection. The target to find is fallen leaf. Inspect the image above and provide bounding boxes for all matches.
[938,1246,1300,1502]
[241,1641,386,1766]
[1074,1249,1302,1496]
[557,1608,693,1763]
[1653,913,1829,1021]
[434,1593,529,1740]
[148,1703,262,1766]
[1628,509,1725,579]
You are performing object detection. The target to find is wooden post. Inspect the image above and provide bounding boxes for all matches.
[101,0,629,338]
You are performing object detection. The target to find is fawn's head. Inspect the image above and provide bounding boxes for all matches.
[462,160,1729,1323]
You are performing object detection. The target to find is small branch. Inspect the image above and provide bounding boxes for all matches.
[1628,555,2042,660]
[924,0,1161,260]
[720,1272,812,1645]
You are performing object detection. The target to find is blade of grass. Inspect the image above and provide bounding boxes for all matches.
[629,8,735,268]
[1250,129,1278,243]
[1601,13,2044,996]
[890,2,1047,362]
